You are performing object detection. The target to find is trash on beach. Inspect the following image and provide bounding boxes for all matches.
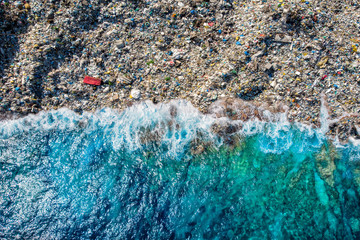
[83,76,102,86]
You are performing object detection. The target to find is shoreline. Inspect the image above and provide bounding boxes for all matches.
[1,96,359,144]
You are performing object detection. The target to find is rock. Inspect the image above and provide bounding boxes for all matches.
[115,40,125,49]
[47,11,55,22]
[191,144,205,155]
[110,93,119,102]
[264,63,273,71]
[274,34,291,43]
[270,80,277,88]
[282,35,292,43]
[315,143,339,187]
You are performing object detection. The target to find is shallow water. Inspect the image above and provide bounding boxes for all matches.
[1,101,360,239]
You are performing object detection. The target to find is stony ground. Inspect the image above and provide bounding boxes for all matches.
[0,0,359,140]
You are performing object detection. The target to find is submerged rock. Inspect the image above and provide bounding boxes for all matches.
[315,142,339,187]
[208,97,287,121]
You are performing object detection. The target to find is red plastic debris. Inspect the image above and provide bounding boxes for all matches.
[83,76,101,85]
[312,14,317,22]
[208,22,214,27]
[321,75,327,80]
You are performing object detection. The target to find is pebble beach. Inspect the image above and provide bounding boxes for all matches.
[1,0,359,141]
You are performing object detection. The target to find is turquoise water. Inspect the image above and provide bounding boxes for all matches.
[1,101,360,239]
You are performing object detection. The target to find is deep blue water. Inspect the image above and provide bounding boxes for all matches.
[1,101,360,239]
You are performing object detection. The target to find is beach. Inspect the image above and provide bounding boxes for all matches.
[1,0,359,140]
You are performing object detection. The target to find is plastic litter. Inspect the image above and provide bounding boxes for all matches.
[83,76,101,86]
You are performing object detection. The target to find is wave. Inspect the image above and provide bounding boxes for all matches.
[1,98,359,155]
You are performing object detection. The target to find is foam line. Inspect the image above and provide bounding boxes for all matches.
[0,99,359,155]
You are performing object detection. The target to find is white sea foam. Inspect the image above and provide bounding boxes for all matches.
[0,98,358,155]
[110,100,216,155]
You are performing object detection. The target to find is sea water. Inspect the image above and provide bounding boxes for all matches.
[1,100,360,239]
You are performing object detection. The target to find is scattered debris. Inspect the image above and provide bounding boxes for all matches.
[0,0,359,140]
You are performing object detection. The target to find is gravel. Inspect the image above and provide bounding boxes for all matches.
[0,0,359,141]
